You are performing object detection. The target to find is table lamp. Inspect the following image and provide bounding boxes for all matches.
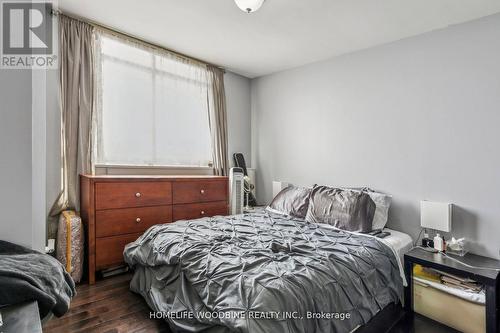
[420,201,452,251]
[272,181,290,199]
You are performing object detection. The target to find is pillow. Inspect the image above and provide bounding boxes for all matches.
[349,187,392,230]
[266,185,311,218]
[305,185,376,233]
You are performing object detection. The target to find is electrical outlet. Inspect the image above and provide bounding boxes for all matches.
[45,238,55,254]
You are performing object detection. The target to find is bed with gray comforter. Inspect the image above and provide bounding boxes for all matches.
[124,211,403,333]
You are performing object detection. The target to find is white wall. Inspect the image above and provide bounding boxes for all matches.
[46,68,61,239]
[0,70,34,248]
[0,9,53,251]
[225,71,252,167]
[0,70,50,252]
[32,69,48,252]
[251,13,500,258]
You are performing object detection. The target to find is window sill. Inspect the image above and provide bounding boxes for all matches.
[95,164,214,176]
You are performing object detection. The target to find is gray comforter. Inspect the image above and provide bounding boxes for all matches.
[124,211,403,333]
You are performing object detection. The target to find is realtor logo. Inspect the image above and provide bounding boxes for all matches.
[1,1,57,68]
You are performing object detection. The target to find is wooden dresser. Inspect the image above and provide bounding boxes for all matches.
[80,175,229,284]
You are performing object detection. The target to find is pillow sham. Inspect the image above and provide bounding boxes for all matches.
[305,185,376,233]
[266,185,311,218]
[349,187,392,230]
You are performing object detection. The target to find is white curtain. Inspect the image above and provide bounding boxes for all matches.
[50,15,96,224]
[207,65,229,176]
[95,32,221,169]
[49,16,229,238]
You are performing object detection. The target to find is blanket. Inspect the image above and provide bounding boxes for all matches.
[0,240,76,318]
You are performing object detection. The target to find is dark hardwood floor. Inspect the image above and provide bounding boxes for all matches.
[389,312,460,333]
[43,273,458,333]
[43,273,170,333]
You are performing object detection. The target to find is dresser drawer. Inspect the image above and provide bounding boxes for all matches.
[96,182,172,210]
[95,233,142,269]
[96,205,172,238]
[173,201,228,221]
[173,180,227,204]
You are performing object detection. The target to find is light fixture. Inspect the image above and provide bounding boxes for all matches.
[234,0,266,13]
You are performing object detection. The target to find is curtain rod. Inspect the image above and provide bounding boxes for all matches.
[51,9,225,72]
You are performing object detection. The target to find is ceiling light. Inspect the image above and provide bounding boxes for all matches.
[234,0,266,13]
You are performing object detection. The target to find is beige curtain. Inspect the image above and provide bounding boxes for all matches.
[207,66,229,176]
[50,15,96,221]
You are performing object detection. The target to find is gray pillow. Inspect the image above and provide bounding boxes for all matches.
[305,185,376,233]
[266,185,311,218]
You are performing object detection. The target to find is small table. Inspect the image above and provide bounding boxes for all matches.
[404,248,500,333]
[0,301,42,333]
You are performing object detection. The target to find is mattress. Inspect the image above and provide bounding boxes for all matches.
[378,228,414,286]
[124,211,404,333]
[380,228,414,262]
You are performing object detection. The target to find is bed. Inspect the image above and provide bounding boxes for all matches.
[124,209,411,333]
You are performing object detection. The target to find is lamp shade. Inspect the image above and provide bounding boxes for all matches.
[420,201,452,232]
[234,0,266,13]
[272,181,289,198]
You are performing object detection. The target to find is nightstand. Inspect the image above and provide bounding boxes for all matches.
[0,301,42,333]
[404,248,500,333]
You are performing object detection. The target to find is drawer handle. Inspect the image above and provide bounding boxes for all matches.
[135,192,141,198]
[136,217,141,223]
[200,210,205,215]
[200,189,205,194]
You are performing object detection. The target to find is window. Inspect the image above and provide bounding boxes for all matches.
[96,35,212,167]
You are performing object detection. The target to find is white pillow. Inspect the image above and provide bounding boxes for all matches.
[349,188,392,230]
[364,190,392,230]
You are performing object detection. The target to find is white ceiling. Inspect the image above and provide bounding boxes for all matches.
[59,0,500,78]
